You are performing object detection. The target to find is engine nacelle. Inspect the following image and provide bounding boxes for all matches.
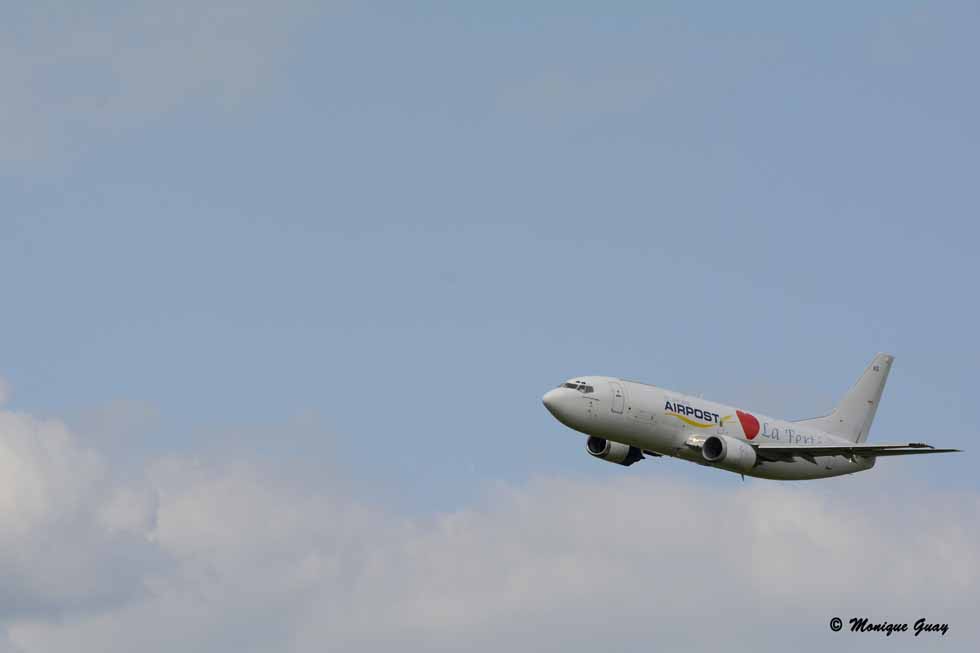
[701,434,757,473]
[586,436,644,466]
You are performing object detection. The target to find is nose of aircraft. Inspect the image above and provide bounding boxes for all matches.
[542,388,561,416]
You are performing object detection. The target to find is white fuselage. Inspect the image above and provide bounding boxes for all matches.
[543,376,875,480]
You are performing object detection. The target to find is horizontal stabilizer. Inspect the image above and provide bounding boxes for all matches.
[754,441,961,462]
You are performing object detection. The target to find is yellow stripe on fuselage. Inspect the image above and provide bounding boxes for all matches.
[666,412,714,428]
[666,412,736,429]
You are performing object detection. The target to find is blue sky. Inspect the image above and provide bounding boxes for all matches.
[1,2,978,650]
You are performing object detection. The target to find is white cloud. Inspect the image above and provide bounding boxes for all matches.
[0,404,976,651]
[0,411,165,621]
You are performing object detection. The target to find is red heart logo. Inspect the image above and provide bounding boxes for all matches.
[736,410,760,440]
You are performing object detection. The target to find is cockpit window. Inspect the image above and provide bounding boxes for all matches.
[562,382,594,393]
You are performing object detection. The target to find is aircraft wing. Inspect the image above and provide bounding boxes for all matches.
[753,442,961,462]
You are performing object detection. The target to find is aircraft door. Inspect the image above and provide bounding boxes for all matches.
[609,382,625,414]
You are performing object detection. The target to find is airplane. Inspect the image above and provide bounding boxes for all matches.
[541,353,960,480]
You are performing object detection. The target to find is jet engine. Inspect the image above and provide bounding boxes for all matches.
[701,434,757,473]
[586,436,644,466]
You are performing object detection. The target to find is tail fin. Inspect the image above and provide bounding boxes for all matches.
[794,353,894,443]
